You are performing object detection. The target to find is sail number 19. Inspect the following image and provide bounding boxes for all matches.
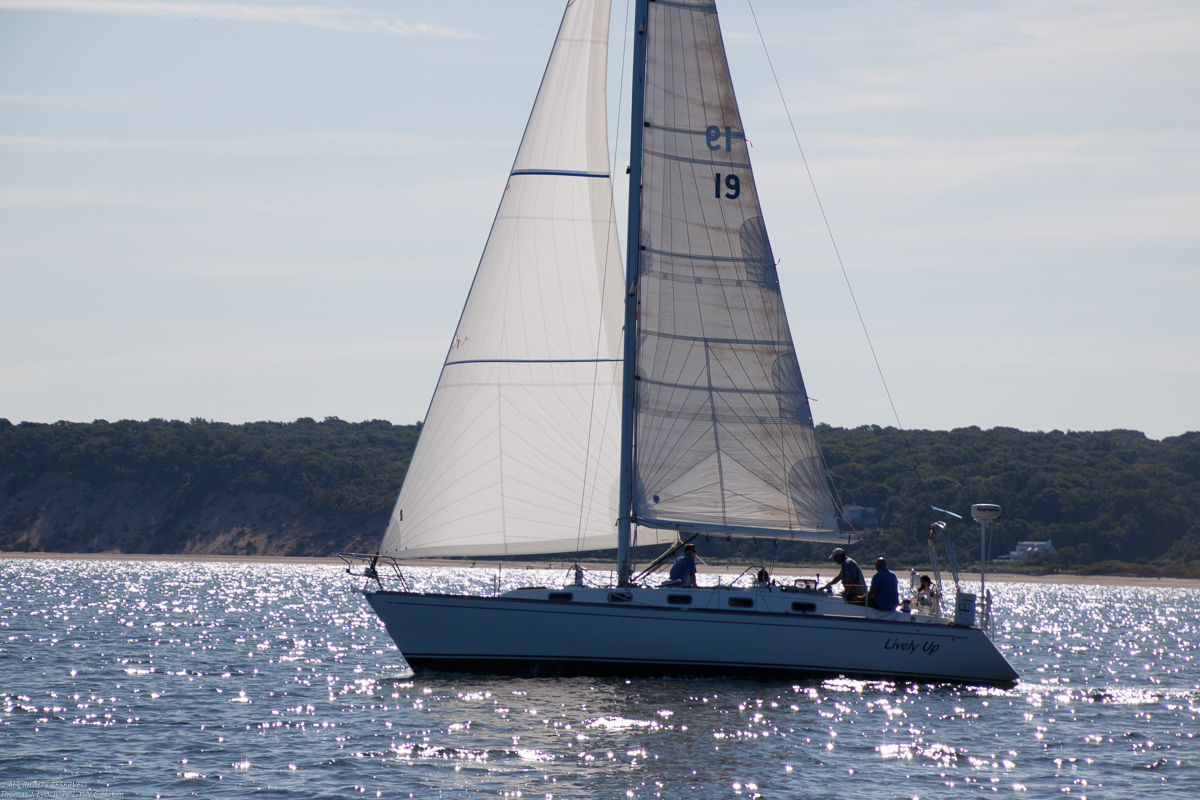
[707,125,740,199]
[714,172,740,199]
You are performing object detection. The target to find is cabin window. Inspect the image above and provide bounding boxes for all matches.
[547,592,573,602]
[667,594,692,605]
[792,602,816,613]
[728,597,753,608]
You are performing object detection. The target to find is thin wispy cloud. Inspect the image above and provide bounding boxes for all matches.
[0,131,508,155]
[0,92,143,108]
[140,254,471,280]
[0,337,447,397]
[0,0,476,38]
[0,183,495,220]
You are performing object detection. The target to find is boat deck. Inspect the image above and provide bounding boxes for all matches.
[498,584,948,625]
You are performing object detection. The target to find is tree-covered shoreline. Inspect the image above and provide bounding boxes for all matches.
[0,417,420,556]
[1,418,1197,573]
[814,424,1200,575]
[0,416,419,518]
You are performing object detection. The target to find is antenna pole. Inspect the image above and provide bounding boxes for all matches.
[970,504,1000,633]
[979,518,987,605]
[616,0,650,587]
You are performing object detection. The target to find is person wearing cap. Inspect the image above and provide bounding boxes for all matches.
[667,543,698,588]
[867,557,900,612]
[916,574,940,615]
[821,548,866,603]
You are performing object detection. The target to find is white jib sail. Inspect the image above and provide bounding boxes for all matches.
[380,0,625,558]
[632,0,841,538]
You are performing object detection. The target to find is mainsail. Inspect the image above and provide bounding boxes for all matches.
[630,0,840,538]
[380,0,625,558]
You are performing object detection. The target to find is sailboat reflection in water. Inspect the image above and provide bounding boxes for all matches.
[343,0,1018,686]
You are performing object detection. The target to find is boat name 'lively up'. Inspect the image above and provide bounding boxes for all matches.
[883,638,940,656]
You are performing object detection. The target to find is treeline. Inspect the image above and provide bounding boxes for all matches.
[2,419,1199,573]
[780,425,1200,574]
[667,425,1200,575]
[0,417,420,552]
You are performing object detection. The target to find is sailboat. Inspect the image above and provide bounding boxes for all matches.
[351,0,1018,686]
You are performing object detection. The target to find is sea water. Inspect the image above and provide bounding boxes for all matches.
[0,558,1196,798]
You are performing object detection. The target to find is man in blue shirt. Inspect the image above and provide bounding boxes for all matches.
[667,543,697,587]
[867,557,900,612]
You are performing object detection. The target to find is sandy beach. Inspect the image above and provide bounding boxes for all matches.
[2,550,1198,590]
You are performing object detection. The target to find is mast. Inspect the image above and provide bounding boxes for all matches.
[616,0,651,587]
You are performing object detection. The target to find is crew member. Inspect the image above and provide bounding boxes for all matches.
[917,574,940,614]
[867,556,900,612]
[667,543,698,588]
[821,548,866,603]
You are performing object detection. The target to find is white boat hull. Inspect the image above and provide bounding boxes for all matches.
[365,586,1018,686]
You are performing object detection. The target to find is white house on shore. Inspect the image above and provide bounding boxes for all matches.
[1001,540,1056,563]
[840,504,881,530]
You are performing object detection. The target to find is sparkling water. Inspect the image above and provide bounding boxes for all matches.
[1,559,1196,798]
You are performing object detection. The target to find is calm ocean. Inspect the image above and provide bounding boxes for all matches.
[1,558,1196,798]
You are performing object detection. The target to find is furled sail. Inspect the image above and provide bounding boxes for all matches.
[380,0,624,558]
[631,0,841,539]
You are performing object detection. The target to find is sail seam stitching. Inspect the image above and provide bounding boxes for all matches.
[445,359,621,365]
[644,149,750,168]
[645,122,744,137]
[640,377,803,395]
[654,0,717,11]
[642,330,792,346]
[510,169,611,178]
[643,247,750,262]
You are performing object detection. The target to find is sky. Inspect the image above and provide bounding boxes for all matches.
[2,0,1197,440]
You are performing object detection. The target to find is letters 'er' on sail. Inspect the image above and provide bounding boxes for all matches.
[380,0,625,558]
[632,0,840,539]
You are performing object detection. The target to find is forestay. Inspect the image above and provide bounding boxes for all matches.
[631,0,841,538]
[380,0,625,558]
